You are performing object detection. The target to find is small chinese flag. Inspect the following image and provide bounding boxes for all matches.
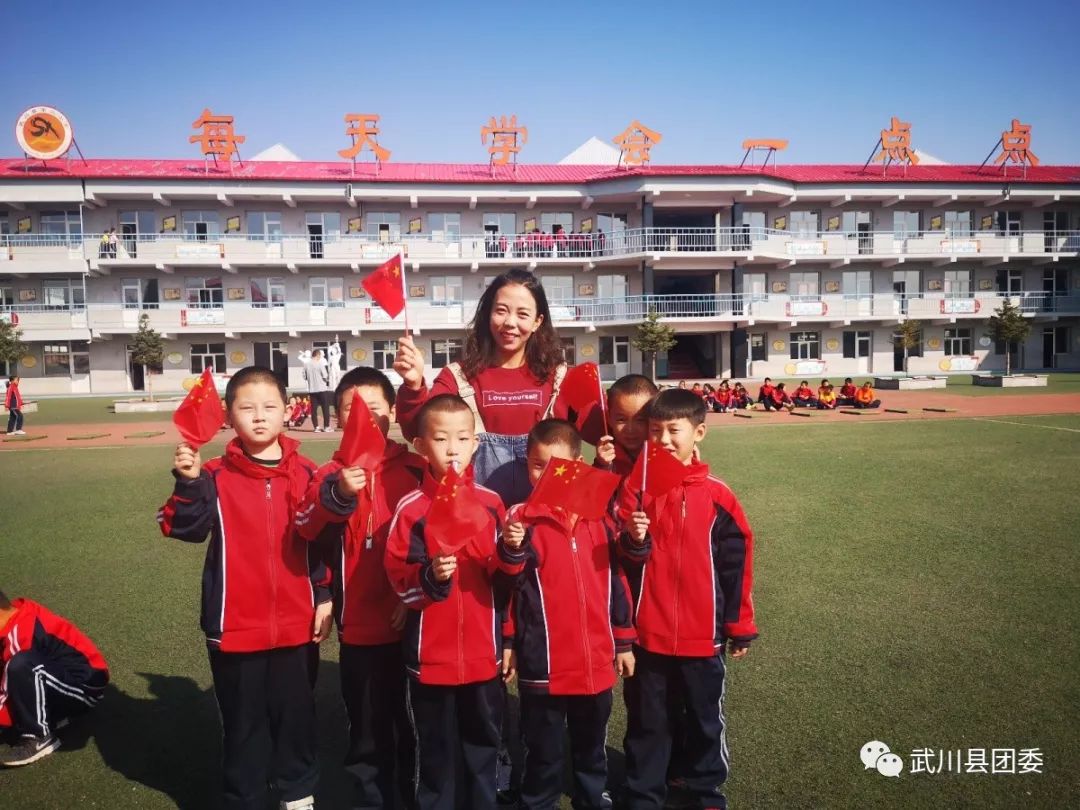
[334,389,386,470]
[425,466,494,557]
[526,458,620,521]
[559,362,604,415]
[362,253,406,318]
[629,440,689,498]
[173,367,224,447]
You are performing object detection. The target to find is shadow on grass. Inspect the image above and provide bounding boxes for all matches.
[59,661,352,810]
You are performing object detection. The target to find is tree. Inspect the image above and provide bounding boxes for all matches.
[0,317,28,377]
[894,319,922,374]
[632,309,677,382]
[130,313,165,401]
[985,299,1031,376]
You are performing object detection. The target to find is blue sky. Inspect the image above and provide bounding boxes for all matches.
[3,0,1078,165]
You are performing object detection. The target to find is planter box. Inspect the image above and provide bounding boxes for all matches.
[1,400,38,414]
[874,376,947,390]
[973,374,1048,388]
[113,398,185,413]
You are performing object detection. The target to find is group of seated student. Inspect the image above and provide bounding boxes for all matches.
[484,228,609,259]
[679,376,883,413]
[285,394,312,428]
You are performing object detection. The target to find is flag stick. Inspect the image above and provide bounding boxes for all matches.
[399,249,410,336]
[597,367,608,437]
[638,441,648,509]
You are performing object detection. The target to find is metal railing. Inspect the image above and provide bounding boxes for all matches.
[6,290,1079,332]
[4,228,1080,263]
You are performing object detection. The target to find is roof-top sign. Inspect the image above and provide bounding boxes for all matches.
[613,121,662,166]
[16,106,73,161]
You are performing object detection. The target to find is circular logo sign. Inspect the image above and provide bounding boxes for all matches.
[16,106,73,160]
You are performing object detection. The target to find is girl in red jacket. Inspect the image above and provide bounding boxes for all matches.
[393,269,569,509]
[5,375,25,435]
[159,367,332,810]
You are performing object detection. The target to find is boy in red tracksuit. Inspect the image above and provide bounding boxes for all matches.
[756,377,775,408]
[620,389,758,810]
[838,377,858,406]
[5,375,25,435]
[158,366,333,810]
[506,419,648,810]
[385,394,526,810]
[0,591,109,767]
[296,367,425,809]
[595,374,659,476]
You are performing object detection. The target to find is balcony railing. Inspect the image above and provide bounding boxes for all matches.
[4,228,1079,265]
[5,290,1078,334]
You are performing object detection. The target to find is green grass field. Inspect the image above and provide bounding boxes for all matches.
[1,416,1078,809]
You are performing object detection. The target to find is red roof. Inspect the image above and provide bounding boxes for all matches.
[1,158,1077,185]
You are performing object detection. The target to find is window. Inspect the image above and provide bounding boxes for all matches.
[842,331,872,358]
[789,331,820,360]
[789,272,819,297]
[428,214,461,240]
[993,338,1018,356]
[596,214,627,235]
[483,213,516,235]
[250,278,285,307]
[750,333,768,362]
[943,269,971,297]
[247,212,282,241]
[122,278,160,309]
[372,339,396,371]
[309,277,344,307]
[365,212,400,242]
[0,286,13,308]
[311,340,348,371]
[1053,327,1069,354]
[789,211,819,237]
[599,336,629,366]
[431,338,463,368]
[42,279,84,310]
[995,211,1021,235]
[543,275,574,302]
[597,274,627,299]
[540,212,573,234]
[182,211,220,240]
[893,211,920,237]
[944,328,972,356]
[186,277,223,307]
[39,211,81,243]
[43,341,89,376]
[843,270,872,298]
[430,276,463,306]
[561,337,576,366]
[190,343,226,373]
[944,211,973,237]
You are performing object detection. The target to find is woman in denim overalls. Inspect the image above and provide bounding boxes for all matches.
[393,269,567,507]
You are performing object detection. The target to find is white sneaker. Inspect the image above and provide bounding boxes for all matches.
[280,797,314,810]
[313,427,323,433]
[14,430,26,435]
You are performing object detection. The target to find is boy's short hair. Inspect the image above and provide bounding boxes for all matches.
[0,589,8,607]
[415,393,474,437]
[225,366,286,408]
[335,366,396,410]
[607,373,659,405]
[648,388,707,426]
[526,418,582,458]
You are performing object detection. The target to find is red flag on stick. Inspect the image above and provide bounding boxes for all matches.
[558,362,607,434]
[425,466,494,557]
[362,253,406,318]
[525,458,620,521]
[173,367,224,447]
[333,389,386,469]
[628,440,688,499]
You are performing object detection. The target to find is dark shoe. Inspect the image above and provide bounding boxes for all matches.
[0,734,60,767]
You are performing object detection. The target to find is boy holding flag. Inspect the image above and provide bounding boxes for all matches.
[296,366,426,810]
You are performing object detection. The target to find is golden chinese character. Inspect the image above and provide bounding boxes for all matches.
[339,114,391,162]
[481,116,527,165]
[995,119,1039,167]
[874,117,919,165]
[613,121,663,166]
[189,109,245,163]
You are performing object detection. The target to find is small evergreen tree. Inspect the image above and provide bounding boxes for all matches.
[130,313,165,400]
[0,318,28,377]
[985,299,1030,376]
[632,309,677,382]
[895,319,922,374]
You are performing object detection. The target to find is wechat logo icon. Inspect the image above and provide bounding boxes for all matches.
[861,740,904,778]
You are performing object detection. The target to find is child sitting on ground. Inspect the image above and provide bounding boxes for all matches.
[854,381,881,409]
[817,380,837,410]
[792,380,818,408]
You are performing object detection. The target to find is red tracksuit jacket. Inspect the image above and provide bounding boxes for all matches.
[506,503,645,696]
[296,441,426,646]
[593,442,639,479]
[4,382,22,410]
[384,471,523,685]
[620,460,758,657]
[0,598,109,727]
[157,436,329,653]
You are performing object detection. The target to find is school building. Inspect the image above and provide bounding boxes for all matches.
[2,139,1079,395]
